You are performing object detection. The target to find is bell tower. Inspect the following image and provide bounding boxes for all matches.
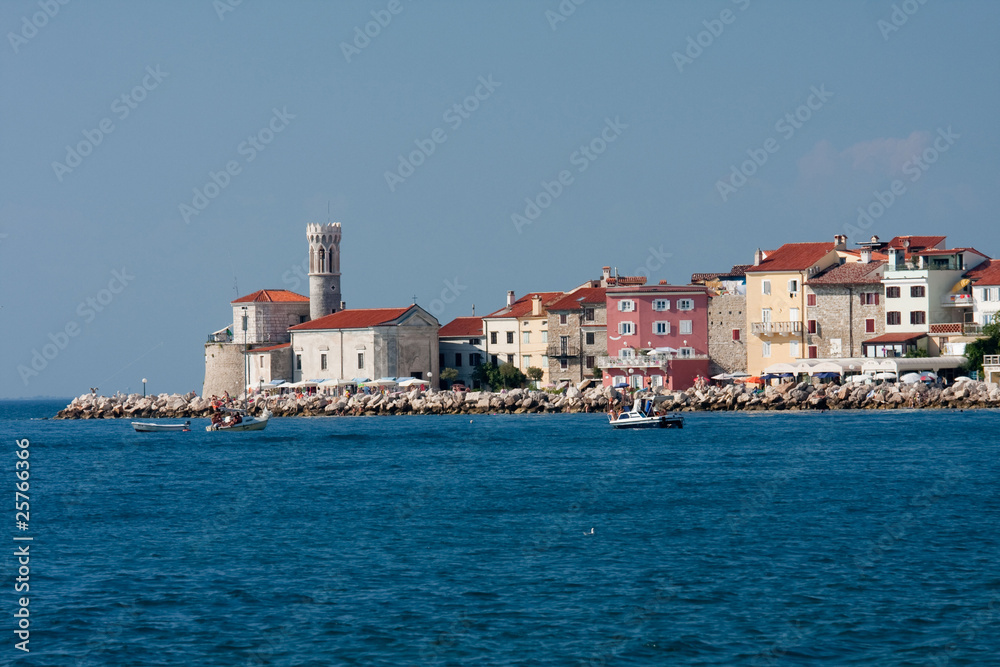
[307,222,342,320]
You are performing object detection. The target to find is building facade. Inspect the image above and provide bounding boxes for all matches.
[693,266,749,375]
[600,284,710,390]
[804,259,885,359]
[544,286,608,385]
[438,316,486,388]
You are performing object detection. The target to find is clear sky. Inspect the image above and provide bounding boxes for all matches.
[2,0,998,398]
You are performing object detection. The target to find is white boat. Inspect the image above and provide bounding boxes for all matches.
[608,399,683,429]
[206,408,271,432]
[132,420,191,432]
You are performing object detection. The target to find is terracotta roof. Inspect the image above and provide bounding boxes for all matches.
[250,343,291,353]
[862,332,928,344]
[886,236,945,251]
[966,259,1000,286]
[547,287,607,311]
[807,261,885,285]
[607,284,709,295]
[484,292,564,319]
[691,265,750,283]
[841,249,889,261]
[233,289,309,304]
[439,316,484,337]
[289,307,413,331]
[744,243,835,273]
[915,247,989,257]
[607,275,647,286]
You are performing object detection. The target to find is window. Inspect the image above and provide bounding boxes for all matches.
[584,307,595,321]
[259,355,264,368]
[911,285,926,298]
[506,332,514,344]
[865,318,875,333]
[541,356,548,367]
[653,299,670,311]
[762,341,771,357]
[559,358,568,370]
[490,355,498,365]
[439,353,445,367]
[469,338,481,345]
[762,280,771,295]
[654,321,669,335]
[678,299,694,311]
[860,292,879,305]
[490,332,497,345]
[296,354,302,370]
[762,308,772,323]
[620,348,635,358]
[470,353,482,366]
[507,354,514,364]
[618,321,635,336]
[523,355,530,368]
[790,341,800,358]
[650,374,663,387]
[787,279,799,295]
[585,332,595,345]
[679,320,692,335]
[808,320,817,334]
[586,355,595,368]
[357,352,364,369]
[541,331,548,343]
[732,329,741,341]
[618,300,635,312]
[523,332,530,344]
[789,307,800,322]
[559,314,568,325]
[807,293,817,307]
[886,286,901,298]
[808,346,818,359]
[910,311,926,325]
[887,311,902,326]
[679,347,694,359]
[321,353,327,370]
[455,353,462,367]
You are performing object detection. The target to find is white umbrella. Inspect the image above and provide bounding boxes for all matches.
[953,376,974,383]
[711,373,733,380]
[900,372,921,384]
[873,372,897,381]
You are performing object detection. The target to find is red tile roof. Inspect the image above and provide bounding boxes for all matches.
[691,264,751,283]
[607,284,709,295]
[289,307,413,331]
[807,261,885,285]
[966,259,1000,286]
[439,316,484,337]
[547,287,607,311]
[607,275,647,286]
[886,236,945,251]
[744,243,835,273]
[863,332,928,344]
[233,289,310,304]
[250,343,291,353]
[915,247,989,257]
[484,292,564,319]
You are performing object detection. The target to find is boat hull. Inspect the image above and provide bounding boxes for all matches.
[131,422,190,432]
[206,409,271,432]
[610,416,683,429]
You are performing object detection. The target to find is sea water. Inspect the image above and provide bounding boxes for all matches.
[3,400,999,665]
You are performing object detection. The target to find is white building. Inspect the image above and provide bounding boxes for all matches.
[288,305,440,383]
[438,316,486,388]
[966,259,1000,327]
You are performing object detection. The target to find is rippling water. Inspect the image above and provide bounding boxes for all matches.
[4,400,1000,665]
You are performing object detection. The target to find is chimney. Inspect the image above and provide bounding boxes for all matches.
[531,294,542,316]
[506,290,515,308]
[860,249,872,264]
[870,235,880,244]
[834,234,847,251]
[754,248,763,266]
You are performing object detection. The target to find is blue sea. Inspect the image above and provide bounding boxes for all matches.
[3,399,999,666]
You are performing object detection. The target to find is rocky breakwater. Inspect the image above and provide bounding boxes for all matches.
[54,381,1000,419]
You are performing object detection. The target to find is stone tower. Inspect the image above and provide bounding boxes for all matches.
[307,222,342,320]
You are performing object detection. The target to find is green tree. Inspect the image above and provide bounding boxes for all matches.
[472,363,498,390]
[963,313,1000,377]
[440,367,459,387]
[526,366,543,387]
[498,362,526,389]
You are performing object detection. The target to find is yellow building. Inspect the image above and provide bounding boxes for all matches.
[483,291,563,386]
[744,239,846,376]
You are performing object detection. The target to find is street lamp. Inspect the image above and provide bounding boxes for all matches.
[142,378,147,397]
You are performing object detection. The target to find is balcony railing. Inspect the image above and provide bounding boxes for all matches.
[546,341,580,357]
[751,321,802,335]
[929,322,983,336]
[208,332,233,343]
[985,355,1000,367]
[597,353,709,368]
[941,293,974,306]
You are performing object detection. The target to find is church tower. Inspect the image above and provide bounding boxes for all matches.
[307,222,342,320]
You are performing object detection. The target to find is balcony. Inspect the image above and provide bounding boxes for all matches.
[985,355,999,366]
[941,293,974,307]
[546,341,580,357]
[597,353,708,368]
[207,331,233,343]
[929,323,983,336]
[751,321,802,336]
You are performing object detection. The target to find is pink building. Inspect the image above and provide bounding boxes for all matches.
[600,284,711,390]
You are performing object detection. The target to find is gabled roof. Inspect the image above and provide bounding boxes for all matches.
[546,287,607,311]
[807,261,886,285]
[966,259,1000,286]
[250,343,292,353]
[289,307,414,331]
[886,236,946,251]
[915,247,989,258]
[484,292,564,319]
[439,316,484,337]
[863,332,927,345]
[744,243,835,273]
[233,289,310,304]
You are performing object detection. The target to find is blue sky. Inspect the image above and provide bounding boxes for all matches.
[2,0,998,398]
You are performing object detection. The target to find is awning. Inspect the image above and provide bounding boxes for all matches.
[862,332,927,345]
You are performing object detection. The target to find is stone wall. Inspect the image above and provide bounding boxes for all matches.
[547,306,607,384]
[708,293,747,374]
[808,285,883,358]
[203,343,245,398]
[231,302,310,346]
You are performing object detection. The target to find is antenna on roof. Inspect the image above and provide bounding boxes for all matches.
[472,304,475,316]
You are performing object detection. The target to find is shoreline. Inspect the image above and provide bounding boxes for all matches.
[54,380,1000,419]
